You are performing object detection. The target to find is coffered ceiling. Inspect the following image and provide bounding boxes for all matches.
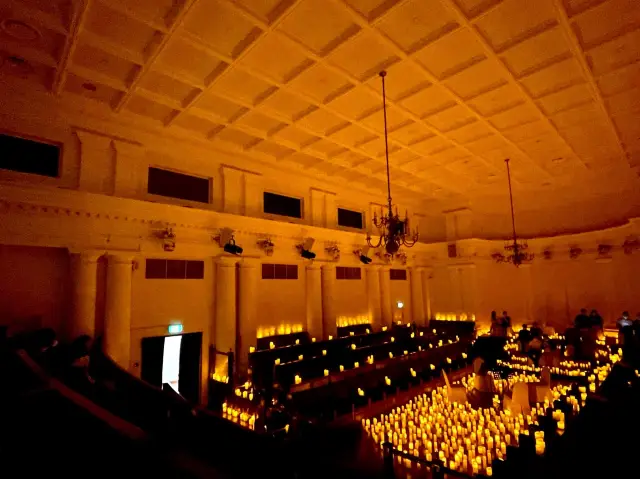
[1,0,639,209]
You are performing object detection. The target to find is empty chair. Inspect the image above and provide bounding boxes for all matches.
[442,370,467,404]
[503,382,530,415]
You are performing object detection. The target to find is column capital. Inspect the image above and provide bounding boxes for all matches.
[365,264,382,272]
[320,262,336,270]
[409,265,425,272]
[106,252,136,265]
[238,257,260,268]
[379,264,392,271]
[69,249,103,263]
[216,256,240,267]
[306,263,322,271]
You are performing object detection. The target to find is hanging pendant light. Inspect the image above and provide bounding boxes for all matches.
[493,159,534,266]
[366,71,419,256]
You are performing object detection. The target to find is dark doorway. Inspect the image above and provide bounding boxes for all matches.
[140,332,202,404]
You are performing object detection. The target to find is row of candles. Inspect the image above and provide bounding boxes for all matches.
[256,324,304,339]
[222,402,256,430]
[433,313,476,322]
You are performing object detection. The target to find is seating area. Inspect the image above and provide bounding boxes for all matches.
[364,324,636,479]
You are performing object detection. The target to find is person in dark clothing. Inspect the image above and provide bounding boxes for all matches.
[518,325,531,352]
[502,311,512,334]
[530,322,543,339]
[575,309,589,329]
[589,309,603,329]
[490,311,502,336]
[618,311,633,346]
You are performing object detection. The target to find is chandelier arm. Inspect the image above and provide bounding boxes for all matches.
[366,235,383,249]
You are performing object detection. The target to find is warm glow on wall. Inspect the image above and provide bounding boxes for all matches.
[336,315,371,327]
[257,324,304,338]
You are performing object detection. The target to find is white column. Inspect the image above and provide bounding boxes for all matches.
[237,258,258,377]
[104,253,134,369]
[321,263,336,339]
[422,268,433,321]
[366,265,382,330]
[306,264,323,340]
[214,257,238,359]
[410,266,425,326]
[379,265,392,329]
[68,251,102,340]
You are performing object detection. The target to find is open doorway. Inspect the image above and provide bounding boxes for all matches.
[141,332,202,403]
[162,335,182,393]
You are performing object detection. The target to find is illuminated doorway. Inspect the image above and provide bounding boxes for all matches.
[161,335,182,393]
[141,332,202,403]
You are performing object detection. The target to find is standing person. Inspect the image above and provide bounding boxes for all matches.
[574,309,589,329]
[617,311,632,346]
[502,311,512,335]
[490,311,499,336]
[518,325,531,353]
[589,309,603,330]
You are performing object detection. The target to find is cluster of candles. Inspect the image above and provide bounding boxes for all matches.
[434,313,475,322]
[336,315,371,327]
[360,335,623,476]
[362,383,543,476]
[256,324,304,339]
[234,380,255,402]
[211,372,229,383]
[222,402,256,430]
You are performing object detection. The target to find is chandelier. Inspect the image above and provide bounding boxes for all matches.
[492,159,533,266]
[366,71,419,256]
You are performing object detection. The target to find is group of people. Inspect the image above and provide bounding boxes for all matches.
[573,308,604,329]
[489,310,512,337]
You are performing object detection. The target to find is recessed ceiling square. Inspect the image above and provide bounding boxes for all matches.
[400,84,457,118]
[72,44,138,85]
[238,33,313,83]
[126,94,176,123]
[326,30,399,81]
[365,61,431,102]
[272,125,319,147]
[474,0,557,53]
[296,107,349,135]
[257,89,315,121]
[328,123,377,147]
[500,26,571,78]
[156,35,228,85]
[326,86,380,120]
[412,27,486,80]
[287,63,353,103]
[278,0,360,56]
[376,0,458,54]
[172,113,222,137]
[211,67,277,105]
[442,58,508,100]
[233,110,287,136]
[183,0,261,58]
[138,70,199,105]
[425,105,477,132]
[192,91,247,122]
[84,1,161,56]
[519,58,584,99]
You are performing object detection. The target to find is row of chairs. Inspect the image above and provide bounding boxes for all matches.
[290,341,470,420]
